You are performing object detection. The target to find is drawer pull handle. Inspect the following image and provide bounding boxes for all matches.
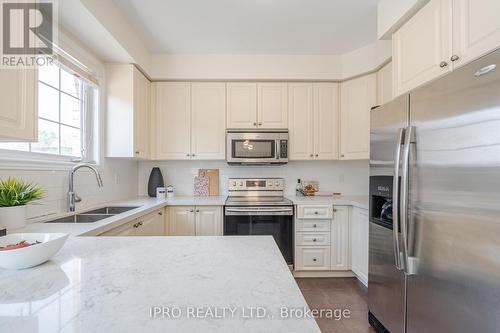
[313,258,317,262]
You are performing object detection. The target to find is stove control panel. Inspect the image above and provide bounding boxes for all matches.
[228,178,285,191]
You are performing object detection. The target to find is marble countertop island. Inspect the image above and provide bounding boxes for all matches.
[0,236,320,333]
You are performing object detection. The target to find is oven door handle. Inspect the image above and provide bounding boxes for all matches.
[225,207,293,216]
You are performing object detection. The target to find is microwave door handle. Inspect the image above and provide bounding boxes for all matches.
[400,126,414,274]
[275,140,280,160]
[393,128,404,270]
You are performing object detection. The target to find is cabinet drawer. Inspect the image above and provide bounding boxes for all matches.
[296,219,331,232]
[297,205,333,219]
[296,232,330,246]
[295,246,331,271]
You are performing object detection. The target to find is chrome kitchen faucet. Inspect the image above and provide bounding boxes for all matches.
[68,163,103,212]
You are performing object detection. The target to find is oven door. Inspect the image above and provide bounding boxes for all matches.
[224,206,294,264]
[226,131,287,164]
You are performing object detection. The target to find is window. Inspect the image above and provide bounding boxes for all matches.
[0,62,98,161]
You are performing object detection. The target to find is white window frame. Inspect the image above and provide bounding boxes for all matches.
[0,64,100,170]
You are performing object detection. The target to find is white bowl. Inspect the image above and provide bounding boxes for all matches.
[0,233,68,270]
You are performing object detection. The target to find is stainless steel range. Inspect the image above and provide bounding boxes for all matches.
[224,178,294,266]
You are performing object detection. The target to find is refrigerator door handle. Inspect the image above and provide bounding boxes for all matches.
[400,126,414,274]
[392,128,405,270]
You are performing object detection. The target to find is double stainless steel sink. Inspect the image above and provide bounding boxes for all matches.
[44,206,139,224]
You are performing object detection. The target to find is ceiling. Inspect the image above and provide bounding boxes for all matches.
[114,0,379,55]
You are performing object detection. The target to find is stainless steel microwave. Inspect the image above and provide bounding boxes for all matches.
[226,129,288,165]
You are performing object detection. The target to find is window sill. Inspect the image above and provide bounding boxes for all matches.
[0,153,99,171]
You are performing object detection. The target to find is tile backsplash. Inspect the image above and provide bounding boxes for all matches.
[0,159,138,219]
[138,160,369,197]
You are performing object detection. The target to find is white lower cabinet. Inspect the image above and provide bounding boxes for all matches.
[168,206,222,236]
[296,247,331,271]
[351,207,369,286]
[295,205,350,272]
[331,206,351,271]
[99,209,165,236]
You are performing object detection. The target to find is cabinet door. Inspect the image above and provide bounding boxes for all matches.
[133,67,151,159]
[138,210,165,236]
[340,74,376,160]
[99,221,136,236]
[168,206,195,236]
[331,206,350,271]
[313,83,339,160]
[191,83,226,160]
[288,83,314,160]
[453,0,500,68]
[226,83,257,129]
[195,206,222,236]
[152,82,191,159]
[351,208,369,286]
[0,68,37,141]
[393,0,452,97]
[257,82,288,128]
[295,246,331,271]
[377,62,393,105]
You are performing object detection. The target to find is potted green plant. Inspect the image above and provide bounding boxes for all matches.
[0,178,44,230]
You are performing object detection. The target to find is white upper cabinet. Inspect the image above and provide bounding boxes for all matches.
[393,0,453,97]
[257,83,288,128]
[313,83,339,160]
[393,0,500,96]
[340,74,376,160]
[288,83,339,160]
[191,82,226,160]
[152,82,192,159]
[377,62,393,105]
[452,0,500,68]
[106,64,151,159]
[0,68,37,141]
[288,83,314,160]
[152,82,226,160]
[227,82,288,129]
[226,82,257,128]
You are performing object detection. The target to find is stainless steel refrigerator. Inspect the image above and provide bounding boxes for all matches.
[368,48,500,333]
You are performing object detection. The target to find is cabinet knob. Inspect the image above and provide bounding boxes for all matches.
[253,122,257,127]
[258,122,262,126]
[341,154,345,158]
[313,238,317,242]
[310,154,313,157]
[450,55,460,62]
[138,221,143,226]
[189,209,194,213]
[133,223,139,228]
[196,209,200,213]
[313,258,317,262]
[158,212,163,216]
[186,154,190,157]
[315,154,318,157]
[440,61,448,68]
[313,224,317,228]
[333,208,337,212]
[135,151,140,155]
[314,211,319,215]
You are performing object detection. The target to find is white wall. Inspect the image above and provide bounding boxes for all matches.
[0,160,138,220]
[150,41,391,81]
[138,160,369,197]
[377,0,430,39]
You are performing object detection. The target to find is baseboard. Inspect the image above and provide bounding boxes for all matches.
[293,270,356,278]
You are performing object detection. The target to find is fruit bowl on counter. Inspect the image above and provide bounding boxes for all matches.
[0,233,68,270]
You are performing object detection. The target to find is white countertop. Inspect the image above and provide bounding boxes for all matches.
[0,236,320,333]
[288,195,369,210]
